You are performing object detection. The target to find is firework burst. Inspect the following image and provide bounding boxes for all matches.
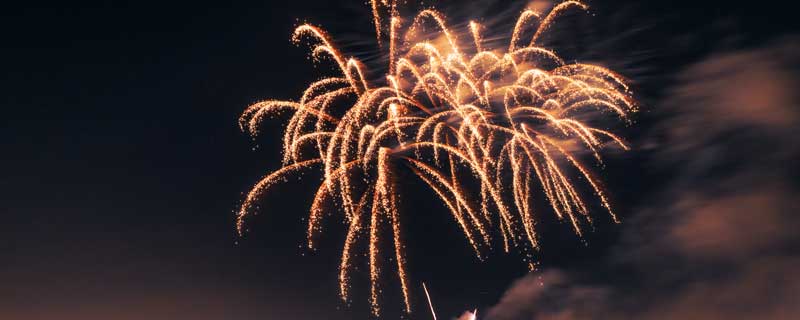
[237,0,636,316]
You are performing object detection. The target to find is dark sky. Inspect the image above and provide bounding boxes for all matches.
[2,1,798,319]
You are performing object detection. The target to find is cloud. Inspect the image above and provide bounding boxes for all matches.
[654,37,800,159]
[670,41,799,129]
[488,271,609,320]
[486,38,800,320]
[666,188,795,259]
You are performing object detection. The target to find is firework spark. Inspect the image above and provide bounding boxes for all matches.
[238,0,635,316]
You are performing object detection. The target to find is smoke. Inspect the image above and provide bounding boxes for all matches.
[456,310,478,320]
[486,37,800,320]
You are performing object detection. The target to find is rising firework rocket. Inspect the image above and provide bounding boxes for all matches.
[423,282,477,320]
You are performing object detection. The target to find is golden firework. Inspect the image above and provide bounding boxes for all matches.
[238,1,636,316]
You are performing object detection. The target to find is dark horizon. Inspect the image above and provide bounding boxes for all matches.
[3,1,799,319]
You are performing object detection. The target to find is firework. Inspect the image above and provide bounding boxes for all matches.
[423,282,477,320]
[423,282,438,320]
[238,0,635,316]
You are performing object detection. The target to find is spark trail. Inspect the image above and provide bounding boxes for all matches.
[238,0,636,316]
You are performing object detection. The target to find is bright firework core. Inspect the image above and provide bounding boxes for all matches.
[237,0,636,316]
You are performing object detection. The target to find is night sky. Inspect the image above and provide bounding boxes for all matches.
[3,1,799,319]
